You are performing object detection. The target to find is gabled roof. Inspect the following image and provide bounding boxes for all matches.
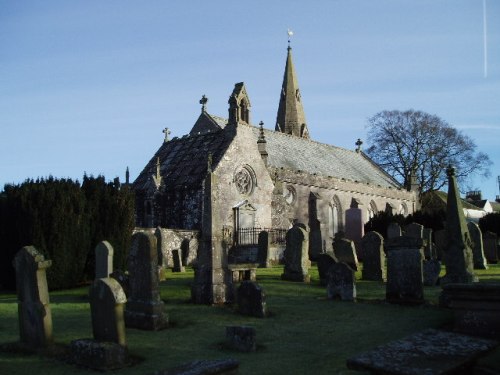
[252,125,401,188]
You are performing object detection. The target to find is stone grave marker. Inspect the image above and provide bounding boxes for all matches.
[423,259,441,286]
[317,253,337,286]
[467,222,488,269]
[172,249,185,272]
[361,231,385,282]
[95,240,113,279]
[237,281,266,318]
[13,246,53,348]
[281,223,311,282]
[434,229,447,262]
[226,326,256,352]
[385,236,424,304]
[405,222,424,240]
[387,222,402,240]
[332,236,359,271]
[125,231,168,330]
[154,227,167,281]
[326,262,356,301]
[482,231,498,264]
[423,228,434,259]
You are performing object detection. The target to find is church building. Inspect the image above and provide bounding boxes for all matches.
[133,44,419,258]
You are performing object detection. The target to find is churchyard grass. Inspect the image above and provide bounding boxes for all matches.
[1,264,499,374]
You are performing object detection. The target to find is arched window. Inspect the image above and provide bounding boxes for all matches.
[329,195,343,238]
[399,202,408,216]
[368,200,378,220]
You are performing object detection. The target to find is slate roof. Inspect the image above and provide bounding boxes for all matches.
[251,125,402,188]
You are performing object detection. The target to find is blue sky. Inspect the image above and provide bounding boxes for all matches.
[1,1,499,199]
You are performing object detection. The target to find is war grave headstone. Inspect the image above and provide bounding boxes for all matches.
[483,231,498,264]
[70,277,128,370]
[236,281,266,318]
[13,246,53,348]
[317,252,337,286]
[225,326,257,352]
[347,328,497,374]
[125,231,168,330]
[361,231,386,282]
[467,222,488,269]
[332,235,359,271]
[95,240,113,279]
[387,222,402,240]
[441,166,476,285]
[423,259,441,286]
[326,262,356,301]
[385,236,424,304]
[281,224,311,282]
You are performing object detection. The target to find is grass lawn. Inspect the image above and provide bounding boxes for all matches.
[0,264,499,374]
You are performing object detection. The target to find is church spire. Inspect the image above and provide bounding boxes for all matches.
[275,39,309,139]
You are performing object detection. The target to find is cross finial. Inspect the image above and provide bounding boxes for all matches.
[287,28,294,49]
[258,121,266,142]
[199,95,208,112]
[163,127,171,143]
[355,138,363,153]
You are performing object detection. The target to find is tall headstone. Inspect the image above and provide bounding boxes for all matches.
[423,228,434,260]
[361,231,386,282]
[13,246,53,348]
[387,222,402,240]
[125,231,168,330]
[258,230,271,268]
[317,253,337,286]
[281,223,311,282]
[482,231,499,264]
[467,222,488,269]
[434,229,447,262]
[326,262,356,301]
[385,236,424,304]
[90,277,127,346]
[95,240,114,279]
[172,249,185,272]
[441,166,476,284]
[345,199,364,251]
[333,236,359,271]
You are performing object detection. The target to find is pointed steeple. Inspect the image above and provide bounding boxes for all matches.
[275,44,309,139]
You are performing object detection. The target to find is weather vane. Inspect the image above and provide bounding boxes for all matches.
[287,28,293,47]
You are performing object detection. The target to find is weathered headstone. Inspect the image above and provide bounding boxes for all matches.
[90,277,127,346]
[385,236,424,304]
[226,326,256,352]
[423,228,434,259]
[109,269,130,297]
[467,222,488,269]
[95,240,113,279]
[434,229,447,262]
[154,227,167,281]
[482,231,498,264]
[317,252,337,286]
[361,231,385,282]
[125,231,168,330]
[441,166,476,284]
[333,236,359,271]
[387,222,402,240]
[172,249,185,272]
[13,246,53,348]
[237,281,266,318]
[281,224,311,282]
[258,230,271,267]
[345,199,364,245]
[405,222,424,240]
[326,262,356,301]
[423,259,441,286]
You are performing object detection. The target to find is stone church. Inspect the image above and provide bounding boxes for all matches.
[133,44,419,259]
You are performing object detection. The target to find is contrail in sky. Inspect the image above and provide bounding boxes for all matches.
[483,0,488,78]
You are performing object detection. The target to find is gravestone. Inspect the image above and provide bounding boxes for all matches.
[13,246,53,348]
[385,236,424,304]
[95,240,113,279]
[317,253,337,286]
[172,249,185,272]
[154,227,167,280]
[467,222,488,269]
[125,231,168,330]
[226,326,256,352]
[405,222,424,240]
[332,236,359,271]
[90,277,127,346]
[387,222,402,240]
[281,224,311,282]
[441,166,476,284]
[482,231,498,264]
[258,230,271,267]
[434,229,447,262]
[423,259,441,286]
[345,199,364,244]
[361,231,385,282]
[237,281,266,318]
[423,228,434,259]
[110,269,130,297]
[70,277,128,370]
[326,262,356,301]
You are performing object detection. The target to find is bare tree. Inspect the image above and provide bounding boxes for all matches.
[365,110,491,193]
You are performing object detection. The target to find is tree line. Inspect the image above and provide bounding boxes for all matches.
[0,175,135,290]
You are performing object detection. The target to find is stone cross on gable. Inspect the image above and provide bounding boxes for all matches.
[163,128,171,143]
[200,95,208,112]
[355,138,363,153]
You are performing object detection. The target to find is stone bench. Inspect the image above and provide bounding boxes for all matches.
[227,263,259,282]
